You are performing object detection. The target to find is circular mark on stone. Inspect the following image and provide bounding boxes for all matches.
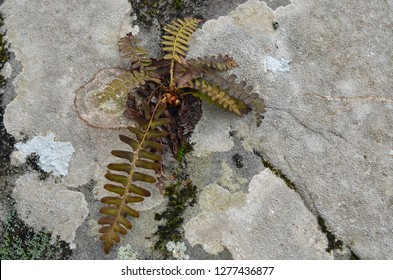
[74,68,133,129]
[232,153,244,169]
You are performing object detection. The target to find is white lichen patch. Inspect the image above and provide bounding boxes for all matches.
[117,244,138,260]
[13,132,75,177]
[265,56,290,73]
[166,241,190,260]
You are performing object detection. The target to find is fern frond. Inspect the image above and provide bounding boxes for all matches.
[119,34,155,72]
[204,74,266,126]
[162,18,201,63]
[99,103,170,253]
[187,78,249,116]
[187,55,239,72]
[94,70,160,106]
[162,18,201,89]
[174,55,239,86]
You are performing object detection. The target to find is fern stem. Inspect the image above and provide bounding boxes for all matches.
[179,91,194,97]
[169,57,175,90]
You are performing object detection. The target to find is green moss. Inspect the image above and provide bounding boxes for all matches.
[128,0,186,26]
[153,176,197,255]
[0,13,9,89]
[173,0,184,10]
[175,142,194,162]
[261,159,296,190]
[0,204,72,260]
[128,0,159,26]
[317,216,344,253]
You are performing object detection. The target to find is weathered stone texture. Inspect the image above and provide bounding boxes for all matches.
[187,0,393,259]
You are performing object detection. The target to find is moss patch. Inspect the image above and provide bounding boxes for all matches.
[128,0,159,26]
[153,175,197,256]
[0,201,72,260]
[0,13,8,88]
[175,142,194,162]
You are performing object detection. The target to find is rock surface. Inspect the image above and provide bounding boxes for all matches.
[185,170,332,259]
[13,172,89,248]
[1,0,392,259]
[187,0,393,259]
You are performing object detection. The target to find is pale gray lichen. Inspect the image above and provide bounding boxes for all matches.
[218,160,248,192]
[117,244,138,260]
[265,56,290,73]
[13,132,74,177]
[166,241,190,260]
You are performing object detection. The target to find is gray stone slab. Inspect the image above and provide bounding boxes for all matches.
[2,0,392,259]
[187,0,393,259]
[185,169,332,259]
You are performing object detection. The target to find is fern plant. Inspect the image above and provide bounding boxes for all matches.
[96,18,266,253]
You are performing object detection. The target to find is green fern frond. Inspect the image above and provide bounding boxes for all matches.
[187,55,239,72]
[204,74,266,126]
[162,18,201,64]
[98,104,170,253]
[187,78,249,116]
[94,70,160,107]
[207,74,266,126]
[174,55,239,87]
[119,34,155,72]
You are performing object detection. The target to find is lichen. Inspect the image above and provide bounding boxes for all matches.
[166,241,189,260]
[13,132,75,177]
[117,244,138,260]
[218,160,248,192]
[0,203,72,260]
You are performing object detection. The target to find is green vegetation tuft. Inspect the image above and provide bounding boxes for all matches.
[0,205,72,260]
[1,13,9,89]
[153,176,197,255]
[173,0,184,10]
[175,142,194,162]
[262,159,296,190]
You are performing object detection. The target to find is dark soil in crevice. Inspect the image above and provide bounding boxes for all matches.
[0,8,16,203]
[129,0,291,28]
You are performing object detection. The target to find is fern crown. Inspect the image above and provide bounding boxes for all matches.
[96,18,265,253]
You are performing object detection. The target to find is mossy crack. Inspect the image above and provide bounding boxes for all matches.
[0,198,72,260]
